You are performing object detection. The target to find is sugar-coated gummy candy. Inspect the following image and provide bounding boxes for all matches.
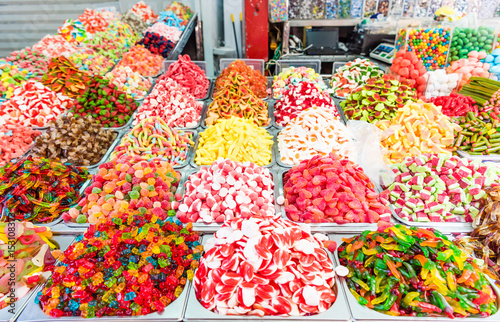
[425,69,461,99]
[283,153,390,224]
[32,35,78,59]
[278,106,351,166]
[214,60,267,99]
[117,45,163,77]
[5,47,48,82]
[177,159,275,224]
[165,1,194,21]
[39,209,202,317]
[195,215,337,316]
[104,65,152,100]
[144,22,182,43]
[446,51,490,90]
[0,59,29,100]
[0,156,89,223]
[57,19,88,44]
[376,101,461,164]
[159,55,210,99]
[78,9,109,34]
[135,77,202,128]
[62,155,180,224]
[31,114,117,166]
[111,117,193,166]
[273,67,327,99]
[72,75,139,128]
[120,10,149,34]
[136,31,176,59]
[131,0,157,23]
[341,75,417,123]
[0,123,41,166]
[69,48,114,76]
[384,154,500,222]
[275,81,338,127]
[195,117,273,166]
[206,73,270,127]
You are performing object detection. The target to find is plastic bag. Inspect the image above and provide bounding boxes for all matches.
[346,120,395,187]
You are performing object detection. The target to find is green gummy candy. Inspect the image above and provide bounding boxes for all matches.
[76,214,87,224]
[91,187,102,194]
[128,190,140,199]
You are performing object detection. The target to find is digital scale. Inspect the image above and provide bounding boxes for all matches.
[369,43,395,64]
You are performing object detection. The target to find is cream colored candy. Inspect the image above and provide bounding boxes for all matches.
[278,106,352,166]
[376,100,461,164]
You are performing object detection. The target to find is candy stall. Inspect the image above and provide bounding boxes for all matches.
[2,0,500,321]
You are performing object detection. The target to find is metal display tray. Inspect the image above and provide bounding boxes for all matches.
[329,233,500,322]
[180,167,280,233]
[456,149,500,163]
[184,234,351,322]
[0,169,93,229]
[63,170,188,230]
[18,249,191,322]
[161,61,213,101]
[167,13,197,61]
[276,169,395,233]
[104,129,198,169]
[200,100,274,130]
[189,127,276,169]
[0,234,76,322]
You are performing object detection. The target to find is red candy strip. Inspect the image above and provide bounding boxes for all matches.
[159,55,210,99]
[431,93,479,117]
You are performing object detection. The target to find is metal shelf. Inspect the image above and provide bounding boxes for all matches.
[288,19,362,27]
[167,12,198,60]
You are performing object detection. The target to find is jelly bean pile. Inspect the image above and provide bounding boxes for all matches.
[0,222,60,309]
[449,26,495,63]
[195,215,337,316]
[136,77,202,128]
[0,156,89,223]
[178,159,275,224]
[39,209,202,317]
[111,117,193,166]
[30,114,117,166]
[62,155,181,224]
[339,225,498,318]
[283,153,391,223]
[384,154,500,222]
[159,55,210,99]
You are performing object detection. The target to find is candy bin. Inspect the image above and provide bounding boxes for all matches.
[110,117,194,167]
[406,27,452,70]
[207,74,270,127]
[36,208,203,318]
[376,101,460,164]
[288,0,301,19]
[389,50,428,99]
[280,153,391,225]
[340,75,417,123]
[214,60,267,99]
[335,225,499,319]
[177,159,276,225]
[329,58,383,99]
[449,26,496,63]
[194,117,274,167]
[313,0,326,18]
[326,0,339,17]
[0,156,89,224]
[62,155,181,224]
[395,28,407,52]
[0,123,41,166]
[189,210,351,320]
